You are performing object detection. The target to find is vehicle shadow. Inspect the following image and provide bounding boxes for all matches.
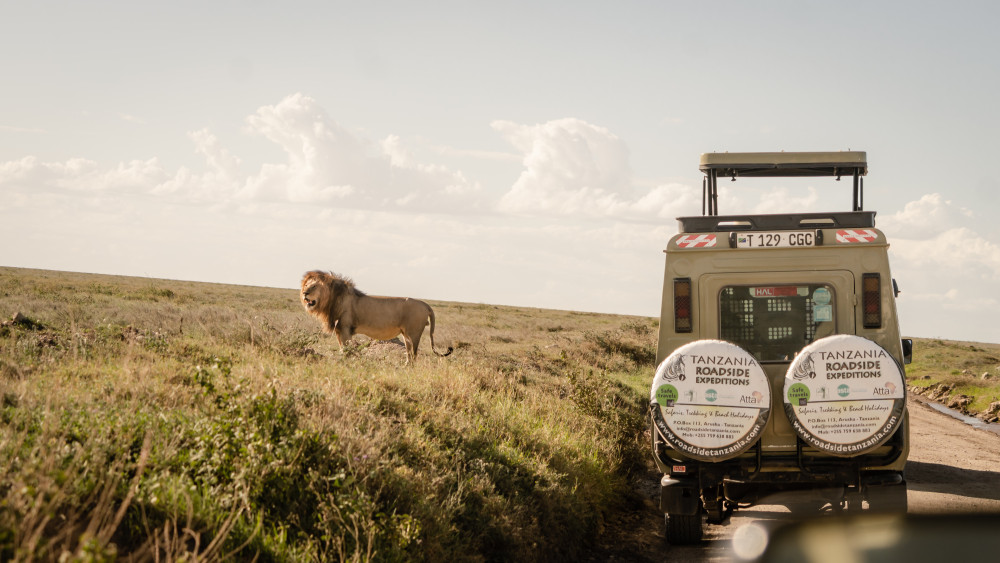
[906,460,1000,502]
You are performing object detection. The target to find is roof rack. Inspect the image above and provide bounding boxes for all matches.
[699,151,867,216]
[678,211,876,233]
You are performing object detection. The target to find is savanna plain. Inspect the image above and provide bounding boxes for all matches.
[3,267,1000,563]
[0,267,656,562]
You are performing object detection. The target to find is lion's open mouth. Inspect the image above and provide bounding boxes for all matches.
[305,299,316,308]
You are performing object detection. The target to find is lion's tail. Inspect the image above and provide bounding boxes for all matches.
[428,309,453,357]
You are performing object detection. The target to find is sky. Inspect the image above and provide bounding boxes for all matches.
[3,1,1000,343]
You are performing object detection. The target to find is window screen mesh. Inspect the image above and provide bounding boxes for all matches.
[719,285,834,362]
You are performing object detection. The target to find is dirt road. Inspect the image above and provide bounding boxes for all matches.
[591,395,1000,562]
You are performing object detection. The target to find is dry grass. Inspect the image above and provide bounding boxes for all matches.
[0,267,655,562]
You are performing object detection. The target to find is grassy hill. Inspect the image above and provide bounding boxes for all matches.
[0,267,656,562]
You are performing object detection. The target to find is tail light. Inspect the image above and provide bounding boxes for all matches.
[862,273,881,328]
[674,278,692,333]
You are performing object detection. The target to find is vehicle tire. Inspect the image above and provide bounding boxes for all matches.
[782,335,907,457]
[664,512,703,544]
[867,482,908,513]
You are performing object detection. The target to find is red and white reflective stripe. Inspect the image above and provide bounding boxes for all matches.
[836,229,878,243]
[675,234,717,248]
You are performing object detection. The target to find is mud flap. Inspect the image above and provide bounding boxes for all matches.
[863,472,908,513]
[660,476,701,516]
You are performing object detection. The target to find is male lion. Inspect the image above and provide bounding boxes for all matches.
[300,270,453,364]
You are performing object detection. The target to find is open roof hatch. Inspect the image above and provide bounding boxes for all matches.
[698,151,868,216]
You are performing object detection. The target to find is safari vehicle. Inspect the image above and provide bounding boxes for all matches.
[649,152,912,544]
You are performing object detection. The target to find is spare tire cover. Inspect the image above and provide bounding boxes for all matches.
[783,334,906,457]
[650,340,771,462]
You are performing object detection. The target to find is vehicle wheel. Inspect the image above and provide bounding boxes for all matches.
[664,512,703,544]
[867,482,908,513]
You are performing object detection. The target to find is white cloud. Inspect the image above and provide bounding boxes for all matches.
[0,94,482,213]
[878,193,973,239]
[0,110,715,224]
[239,93,380,203]
[879,193,1000,341]
[626,183,702,219]
[491,118,845,222]
[891,227,1000,279]
[495,118,633,216]
[494,118,703,221]
[381,135,482,200]
[152,130,243,203]
[0,155,168,195]
[232,94,481,211]
[878,192,1000,296]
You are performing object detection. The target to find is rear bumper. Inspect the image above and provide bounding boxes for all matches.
[651,417,908,488]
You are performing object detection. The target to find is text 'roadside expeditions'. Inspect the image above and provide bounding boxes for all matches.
[691,353,756,385]
[818,348,890,379]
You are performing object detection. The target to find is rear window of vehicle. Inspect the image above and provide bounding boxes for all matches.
[719,284,836,362]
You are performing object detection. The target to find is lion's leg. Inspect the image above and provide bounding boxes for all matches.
[408,321,427,361]
[335,324,354,354]
[403,335,416,364]
[409,331,421,359]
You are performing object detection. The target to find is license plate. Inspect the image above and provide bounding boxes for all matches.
[735,231,815,248]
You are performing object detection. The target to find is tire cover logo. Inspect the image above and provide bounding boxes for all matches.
[662,355,686,381]
[792,353,816,380]
[650,340,771,462]
[783,335,906,457]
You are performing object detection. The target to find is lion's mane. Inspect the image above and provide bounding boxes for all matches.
[300,270,362,333]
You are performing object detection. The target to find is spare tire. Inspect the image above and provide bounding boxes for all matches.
[650,340,771,462]
[783,335,906,457]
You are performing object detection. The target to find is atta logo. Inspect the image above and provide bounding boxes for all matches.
[740,391,763,404]
[874,381,897,396]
